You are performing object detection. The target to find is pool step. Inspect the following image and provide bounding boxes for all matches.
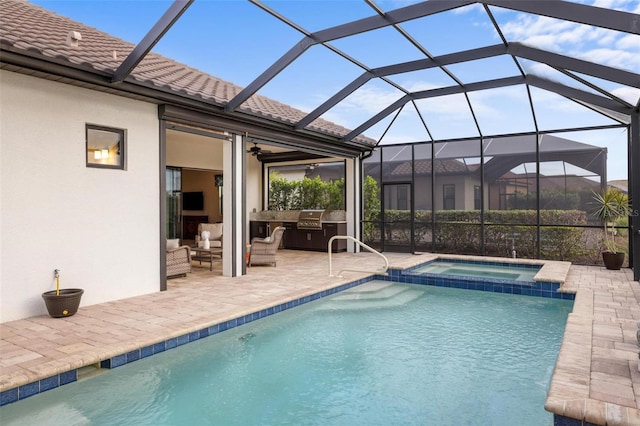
[317,282,423,310]
[333,282,407,300]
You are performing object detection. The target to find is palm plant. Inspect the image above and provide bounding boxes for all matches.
[591,188,630,254]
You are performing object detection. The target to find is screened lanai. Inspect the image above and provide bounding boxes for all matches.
[186,0,636,274]
[21,0,640,277]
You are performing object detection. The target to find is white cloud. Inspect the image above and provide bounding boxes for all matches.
[617,34,640,51]
[577,48,639,71]
[592,0,640,12]
[500,3,638,72]
[611,86,640,105]
[339,85,405,115]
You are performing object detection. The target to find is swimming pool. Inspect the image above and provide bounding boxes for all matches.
[0,280,572,425]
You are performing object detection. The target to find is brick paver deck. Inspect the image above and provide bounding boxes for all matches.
[545,265,640,425]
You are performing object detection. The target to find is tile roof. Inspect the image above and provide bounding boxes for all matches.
[0,0,374,146]
[390,159,472,176]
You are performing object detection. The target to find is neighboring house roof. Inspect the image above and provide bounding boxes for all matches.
[390,159,473,177]
[0,0,375,148]
[363,133,606,185]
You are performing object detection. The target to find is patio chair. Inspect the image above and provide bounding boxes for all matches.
[196,223,223,248]
[166,239,191,278]
[248,226,285,267]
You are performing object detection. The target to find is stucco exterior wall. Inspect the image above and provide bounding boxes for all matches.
[166,129,224,170]
[246,154,262,215]
[0,71,160,322]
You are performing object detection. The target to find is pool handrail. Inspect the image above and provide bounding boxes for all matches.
[328,236,389,277]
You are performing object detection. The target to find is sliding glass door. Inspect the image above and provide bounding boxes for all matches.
[166,167,182,239]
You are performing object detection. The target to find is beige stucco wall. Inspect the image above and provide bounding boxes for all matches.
[166,129,224,170]
[0,71,160,322]
[245,153,262,216]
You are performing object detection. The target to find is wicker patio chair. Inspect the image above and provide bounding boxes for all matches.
[195,223,223,248]
[167,242,191,278]
[248,226,285,267]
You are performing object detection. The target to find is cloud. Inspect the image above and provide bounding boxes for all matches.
[500,1,638,72]
[592,0,640,11]
[617,34,640,51]
[611,87,640,104]
[577,48,639,71]
[336,84,406,116]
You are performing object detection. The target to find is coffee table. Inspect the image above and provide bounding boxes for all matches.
[190,247,222,271]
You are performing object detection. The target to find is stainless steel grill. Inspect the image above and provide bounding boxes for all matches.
[297,209,325,230]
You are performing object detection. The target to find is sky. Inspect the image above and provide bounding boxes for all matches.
[29,0,640,180]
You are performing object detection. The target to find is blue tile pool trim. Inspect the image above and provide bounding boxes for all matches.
[553,413,599,426]
[403,259,542,284]
[410,258,543,270]
[0,276,375,406]
[390,260,574,300]
[0,370,77,406]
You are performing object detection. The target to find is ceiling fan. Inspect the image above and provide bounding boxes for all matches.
[247,142,272,157]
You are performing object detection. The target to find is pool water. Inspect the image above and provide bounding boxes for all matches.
[0,281,572,425]
[412,260,540,282]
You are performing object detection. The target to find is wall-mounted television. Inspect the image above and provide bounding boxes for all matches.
[182,191,204,211]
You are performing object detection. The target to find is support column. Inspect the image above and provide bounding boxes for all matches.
[629,112,640,281]
[222,133,246,277]
[346,157,360,252]
[159,120,167,290]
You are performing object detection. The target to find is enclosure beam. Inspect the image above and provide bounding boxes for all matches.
[342,76,524,141]
[112,0,193,83]
[630,112,640,280]
[509,43,640,89]
[484,0,640,35]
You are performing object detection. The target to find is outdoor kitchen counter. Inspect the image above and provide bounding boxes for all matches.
[249,210,347,222]
[255,220,346,223]
[250,220,347,252]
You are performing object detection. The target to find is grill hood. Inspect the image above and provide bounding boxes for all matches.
[297,210,325,230]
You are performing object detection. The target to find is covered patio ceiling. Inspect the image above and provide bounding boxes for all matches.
[113,0,638,151]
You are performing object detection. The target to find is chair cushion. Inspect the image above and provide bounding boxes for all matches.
[167,239,180,250]
[198,240,221,248]
[199,223,223,240]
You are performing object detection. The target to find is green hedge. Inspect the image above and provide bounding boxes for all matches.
[365,209,588,261]
[269,174,345,210]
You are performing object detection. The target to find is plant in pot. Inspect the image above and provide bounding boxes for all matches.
[42,269,84,318]
[591,188,630,270]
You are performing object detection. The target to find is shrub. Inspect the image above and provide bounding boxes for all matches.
[375,209,587,261]
[268,173,345,210]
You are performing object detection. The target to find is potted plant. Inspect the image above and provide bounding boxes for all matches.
[42,269,84,318]
[591,188,630,270]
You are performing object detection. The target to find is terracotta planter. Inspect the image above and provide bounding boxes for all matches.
[42,288,84,318]
[602,251,625,270]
